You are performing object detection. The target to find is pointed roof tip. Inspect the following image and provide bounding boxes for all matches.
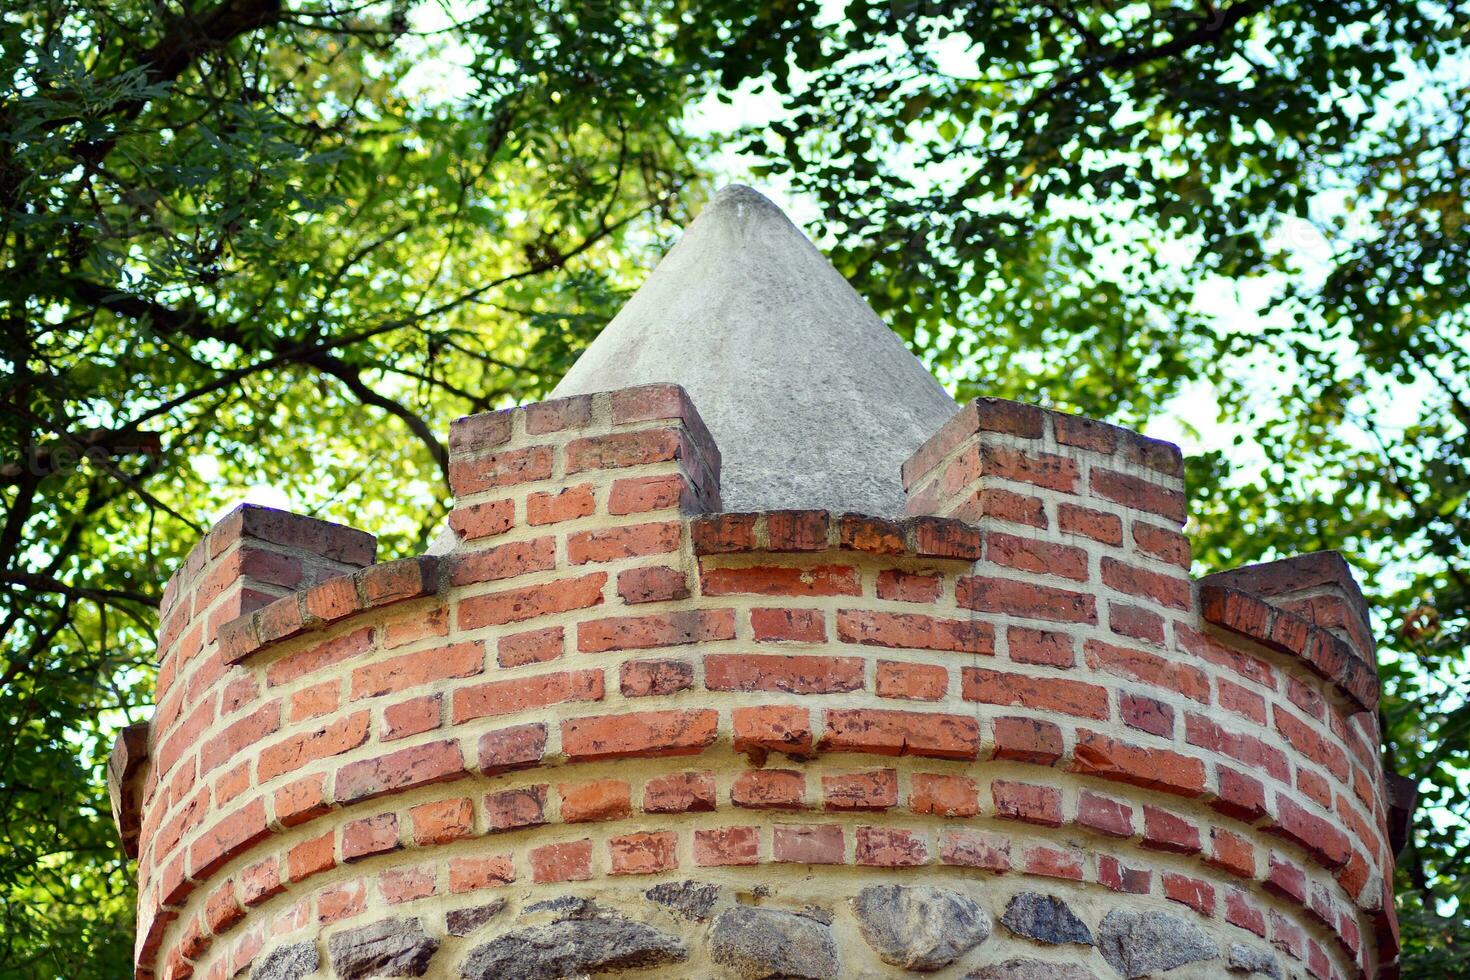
[551,182,958,517]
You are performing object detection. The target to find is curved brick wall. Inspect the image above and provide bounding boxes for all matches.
[114,385,1400,980]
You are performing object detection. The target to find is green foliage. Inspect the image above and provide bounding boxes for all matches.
[2,0,1468,975]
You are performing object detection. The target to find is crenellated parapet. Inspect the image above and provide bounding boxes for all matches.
[117,383,1402,980]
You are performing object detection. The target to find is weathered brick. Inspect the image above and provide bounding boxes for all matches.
[765,511,830,551]
[285,829,334,883]
[336,739,466,803]
[772,824,843,864]
[1206,826,1256,878]
[565,429,682,473]
[617,565,690,604]
[410,798,473,846]
[620,658,695,697]
[1163,872,1215,914]
[993,780,1062,827]
[1097,854,1151,894]
[875,569,941,602]
[1077,792,1133,838]
[984,531,1088,582]
[991,716,1064,765]
[837,609,993,654]
[732,705,813,757]
[940,829,1011,871]
[1120,691,1174,738]
[485,784,547,832]
[457,573,606,630]
[1058,503,1123,545]
[1142,806,1201,854]
[559,778,632,823]
[958,576,1097,624]
[910,773,979,818]
[1091,468,1187,524]
[609,475,687,515]
[1212,766,1268,822]
[256,711,369,783]
[288,681,339,723]
[379,865,438,905]
[690,513,758,554]
[382,694,442,742]
[530,840,593,883]
[497,626,564,668]
[525,393,592,433]
[702,563,860,597]
[1007,626,1075,668]
[1070,730,1206,798]
[450,537,555,587]
[452,669,603,723]
[266,626,373,687]
[449,499,516,541]
[350,641,483,700]
[839,515,906,555]
[705,653,863,695]
[1185,713,1289,782]
[609,831,678,875]
[1101,557,1191,610]
[578,608,735,653]
[822,769,898,811]
[751,607,825,643]
[875,660,947,701]
[981,444,1078,492]
[569,521,680,565]
[561,709,718,761]
[274,774,329,827]
[694,826,759,866]
[819,708,979,760]
[1133,521,1191,567]
[1086,639,1209,703]
[343,812,401,861]
[643,771,717,814]
[1024,844,1084,880]
[856,826,928,867]
[1108,601,1165,644]
[732,769,806,810]
[962,667,1109,720]
[448,854,515,893]
[450,446,554,495]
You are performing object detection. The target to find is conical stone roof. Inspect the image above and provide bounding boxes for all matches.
[552,185,958,516]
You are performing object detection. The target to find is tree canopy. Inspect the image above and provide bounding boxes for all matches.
[2,0,1467,974]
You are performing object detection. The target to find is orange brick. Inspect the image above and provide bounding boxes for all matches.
[772,824,843,864]
[286,831,335,882]
[1007,626,1075,667]
[288,681,339,723]
[449,537,556,586]
[559,779,632,823]
[876,569,942,602]
[569,522,681,565]
[382,694,442,742]
[342,813,400,862]
[823,770,898,811]
[457,573,606,630]
[819,709,979,760]
[448,855,514,893]
[643,771,717,814]
[751,607,826,642]
[411,798,474,846]
[449,446,552,494]
[617,565,691,604]
[578,609,735,653]
[732,769,806,810]
[732,705,813,757]
[452,669,603,724]
[448,498,515,541]
[526,484,595,525]
[257,711,370,783]
[992,716,1064,766]
[837,609,993,654]
[694,826,759,866]
[1070,730,1206,798]
[561,709,717,762]
[1142,805,1201,854]
[910,773,979,818]
[530,839,592,883]
[705,654,863,695]
[958,576,1097,624]
[350,641,484,700]
[1207,826,1257,878]
[497,626,563,668]
[609,831,678,875]
[1058,503,1122,546]
[962,667,1109,720]
[940,829,1011,871]
[609,475,686,515]
[701,564,860,597]
[875,661,947,701]
[855,826,928,867]
[620,659,694,697]
[984,531,1088,581]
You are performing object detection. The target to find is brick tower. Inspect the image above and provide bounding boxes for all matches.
[115,186,1407,980]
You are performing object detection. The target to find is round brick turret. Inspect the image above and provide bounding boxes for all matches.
[116,384,1404,980]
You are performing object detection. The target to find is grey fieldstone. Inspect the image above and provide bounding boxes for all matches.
[460,913,686,979]
[328,917,439,978]
[521,895,595,919]
[644,879,721,921]
[966,959,1102,980]
[1096,909,1217,978]
[710,905,839,979]
[252,943,319,980]
[446,901,507,937]
[851,884,991,971]
[1000,893,1093,946]
[1228,943,1283,978]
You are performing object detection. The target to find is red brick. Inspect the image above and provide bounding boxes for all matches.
[1212,766,1268,822]
[875,661,947,701]
[565,429,682,473]
[609,831,678,875]
[1101,557,1190,610]
[981,444,1078,491]
[765,511,830,551]
[497,626,564,668]
[1108,602,1165,644]
[360,557,439,607]
[452,669,603,723]
[837,609,993,654]
[617,565,690,604]
[266,626,372,686]
[1091,468,1187,524]
[732,705,812,757]
[450,537,556,586]
[448,854,514,893]
[1264,853,1308,904]
[450,446,552,494]
[1185,713,1289,781]
[856,826,928,867]
[1133,522,1191,567]
[1218,677,1268,724]
[343,812,400,861]
[1206,826,1256,878]
[910,773,979,818]
[993,780,1063,827]
[204,881,245,936]
[457,573,606,630]
[732,769,806,810]
[256,711,369,783]
[335,739,466,803]
[838,515,906,555]
[822,770,898,811]
[530,840,593,883]
[317,881,367,923]
[1163,872,1216,914]
[1142,806,1201,854]
[1058,502,1123,545]
[772,824,843,864]
[1087,639,1209,703]
[410,798,473,846]
[1007,627,1075,667]
[694,826,759,866]
[819,709,979,760]
[379,865,438,905]
[962,667,1109,719]
[569,522,680,565]
[447,411,512,454]
[449,499,515,541]
[691,513,758,553]
[702,564,860,597]
[958,576,1097,624]
[561,709,718,761]
[525,394,592,433]
[1267,794,1352,870]
[1053,412,1118,453]
[383,605,449,650]
[705,653,863,695]
[286,831,335,882]
[526,484,595,525]
[485,785,547,832]
[643,771,716,814]
[1076,792,1133,838]
[382,694,442,742]
[303,575,361,624]
[1297,767,1333,809]
[911,516,983,560]
[1070,730,1206,797]
[240,858,282,907]
[1273,706,1350,781]
[984,531,1088,581]
[1120,692,1174,737]
[578,609,735,653]
[969,488,1047,528]
[876,569,941,603]
[274,774,329,828]
[559,778,632,823]
[1226,889,1267,937]
[288,681,339,723]
[201,701,281,775]
[992,716,1064,765]
[620,658,695,697]
[1097,854,1151,894]
[751,607,825,643]
[609,475,686,515]
[351,641,483,700]
[1287,675,1327,720]
[1024,844,1084,880]
[940,829,1011,871]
